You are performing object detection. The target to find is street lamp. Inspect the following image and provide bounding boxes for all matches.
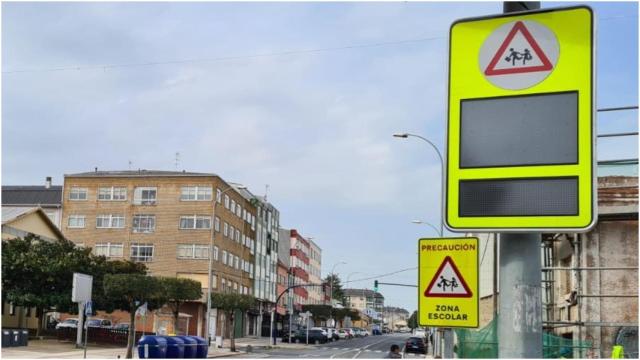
[393,133,444,236]
[394,132,447,357]
[329,261,346,326]
[411,220,443,237]
[205,184,246,345]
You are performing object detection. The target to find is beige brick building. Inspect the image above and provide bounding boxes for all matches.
[61,170,258,338]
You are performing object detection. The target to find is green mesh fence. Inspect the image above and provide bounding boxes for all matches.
[454,316,593,358]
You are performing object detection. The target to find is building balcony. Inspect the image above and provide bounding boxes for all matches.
[293,286,308,298]
[290,267,309,282]
[290,249,309,264]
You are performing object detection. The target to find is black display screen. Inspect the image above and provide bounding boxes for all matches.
[460,92,578,168]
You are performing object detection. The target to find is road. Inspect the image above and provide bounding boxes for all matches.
[241,333,431,359]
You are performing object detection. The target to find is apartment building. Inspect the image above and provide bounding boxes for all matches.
[280,228,310,310]
[276,229,292,333]
[343,288,385,313]
[250,196,280,336]
[307,239,324,305]
[61,170,257,337]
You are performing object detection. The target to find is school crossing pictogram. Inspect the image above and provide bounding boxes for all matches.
[478,19,559,90]
[484,21,554,76]
[424,256,473,298]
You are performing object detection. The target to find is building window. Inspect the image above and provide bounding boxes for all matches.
[223,222,229,237]
[68,215,86,228]
[98,186,127,201]
[213,246,219,261]
[235,229,241,243]
[234,255,239,269]
[179,215,211,229]
[9,303,15,316]
[96,214,125,228]
[227,253,233,267]
[94,243,124,258]
[180,186,212,201]
[69,187,88,200]
[216,188,222,203]
[133,187,157,205]
[177,244,209,259]
[236,205,242,218]
[131,244,154,262]
[229,226,235,239]
[224,194,230,209]
[230,200,236,213]
[212,275,218,289]
[132,215,155,233]
[215,217,220,232]
[222,251,228,265]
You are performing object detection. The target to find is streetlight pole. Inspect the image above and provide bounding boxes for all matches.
[205,185,245,346]
[329,261,346,327]
[393,133,444,237]
[393,132,448,358]
[411,220,443,237]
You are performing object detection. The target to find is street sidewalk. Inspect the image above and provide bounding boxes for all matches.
[1,339,246,359]
[225,336,309,351]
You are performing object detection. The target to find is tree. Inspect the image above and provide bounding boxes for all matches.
[301,304,331,323]
[211,293,255,352]
[333,308,361,328]
[161,277,202,332]
[323,274,344,304]
[407,310,418,330]
[1,235,146,336]
[104,274,167,358]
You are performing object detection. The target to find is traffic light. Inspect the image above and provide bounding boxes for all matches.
[374,280,379,292]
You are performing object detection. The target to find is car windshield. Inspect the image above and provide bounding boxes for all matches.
[64,319,77,324]
[86,320,101,326]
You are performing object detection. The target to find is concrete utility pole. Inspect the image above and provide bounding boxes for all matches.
[498,2,543,359]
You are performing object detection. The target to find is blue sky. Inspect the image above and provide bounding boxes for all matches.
[2,1,637,312]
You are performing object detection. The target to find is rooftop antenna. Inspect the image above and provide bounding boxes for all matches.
[175,152,180,170]
[264,184,270,201]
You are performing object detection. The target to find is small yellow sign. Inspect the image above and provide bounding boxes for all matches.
[419,237,478,328]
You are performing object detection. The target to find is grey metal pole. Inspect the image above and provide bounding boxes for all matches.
[498,233,543,358]
[497,2,542,359]
[76,302,84,348]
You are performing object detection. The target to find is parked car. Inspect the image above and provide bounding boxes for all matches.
[344,328,355,338]
[311,327,332,342]
[56,318,79,329]
[288,329,328,344]
[315,327,339,341]
[282,330,302,343]
[112,323,130,331]
[361,329,370,337]
[337,329,351,339]
[405,336,427,354]
[414,328,427,339]
[85,319,112,328]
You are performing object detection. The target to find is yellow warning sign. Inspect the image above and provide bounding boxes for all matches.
[419,237,478,328]
[445,6,596,232]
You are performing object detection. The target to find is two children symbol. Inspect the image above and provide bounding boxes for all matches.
[505,48,533,66]
[436,276,459,292]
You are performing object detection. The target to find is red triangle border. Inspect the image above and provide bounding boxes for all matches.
[484,21,554,76]
[423,256,473,298]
